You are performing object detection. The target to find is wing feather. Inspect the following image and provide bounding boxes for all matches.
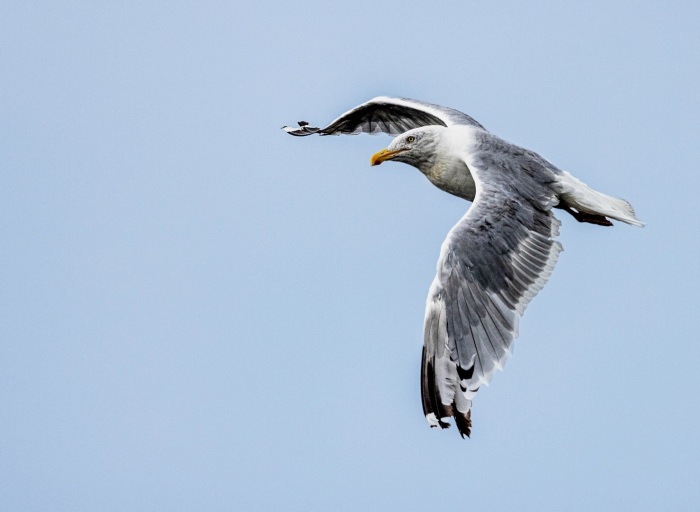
[422,139,563,437]
[283,96,485,137]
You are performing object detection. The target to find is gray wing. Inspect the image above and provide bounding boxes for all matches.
[282,96,485,136]
[422,137,563,438]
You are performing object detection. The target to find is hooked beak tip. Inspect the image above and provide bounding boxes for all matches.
[370,148,403,166]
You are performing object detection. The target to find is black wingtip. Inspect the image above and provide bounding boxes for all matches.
[455,410,472,439]
[281,121,322,136]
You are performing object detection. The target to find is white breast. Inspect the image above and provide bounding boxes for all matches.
[422,125,481,202]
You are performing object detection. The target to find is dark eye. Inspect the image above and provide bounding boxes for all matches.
[406,136,416,143]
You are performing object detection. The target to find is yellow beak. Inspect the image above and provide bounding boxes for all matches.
[370,148,406,166]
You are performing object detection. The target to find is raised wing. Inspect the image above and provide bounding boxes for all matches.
[282,96,485,137]
[422,137,563,438]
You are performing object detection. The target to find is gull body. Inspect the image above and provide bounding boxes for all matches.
[373,124,641,227]
[284,97,642,437]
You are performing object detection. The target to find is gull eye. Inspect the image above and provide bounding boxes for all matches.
[406,136,416,143]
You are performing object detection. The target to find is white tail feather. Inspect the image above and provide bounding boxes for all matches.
[557,171,644,227]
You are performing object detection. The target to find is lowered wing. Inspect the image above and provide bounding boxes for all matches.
[422,134,563,437]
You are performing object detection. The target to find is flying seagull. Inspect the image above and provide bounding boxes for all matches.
[283,97,642,438]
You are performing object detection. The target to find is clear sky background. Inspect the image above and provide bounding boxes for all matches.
[2,1,699,511]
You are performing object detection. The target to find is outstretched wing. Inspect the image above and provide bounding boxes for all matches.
[422,134,563,438]
[282,96,485,137]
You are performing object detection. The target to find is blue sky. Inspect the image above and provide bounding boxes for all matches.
[2,1,699,511]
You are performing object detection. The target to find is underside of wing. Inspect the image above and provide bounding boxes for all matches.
[283,96,485,137]
[422,160,563,438]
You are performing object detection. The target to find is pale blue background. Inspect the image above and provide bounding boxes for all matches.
[2,1,699,510]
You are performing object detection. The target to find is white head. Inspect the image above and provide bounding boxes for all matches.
[370,126,446,173]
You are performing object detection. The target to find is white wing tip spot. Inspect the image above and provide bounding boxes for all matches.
[426,413,440,427]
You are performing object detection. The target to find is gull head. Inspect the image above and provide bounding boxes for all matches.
[370,126,445,171]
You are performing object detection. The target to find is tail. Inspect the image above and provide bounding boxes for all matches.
[557,171,644,227]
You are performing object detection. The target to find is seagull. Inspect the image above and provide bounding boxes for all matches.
[283,97,642,438]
